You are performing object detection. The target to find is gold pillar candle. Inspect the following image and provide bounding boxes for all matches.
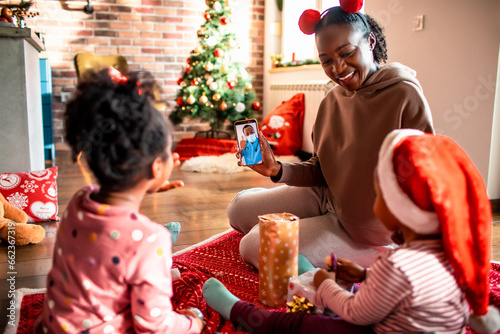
[258,213,299,307]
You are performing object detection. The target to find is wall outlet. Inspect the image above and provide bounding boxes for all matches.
[414,15,424,31]
[61,92,71,103]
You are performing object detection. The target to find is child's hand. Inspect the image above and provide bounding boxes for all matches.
[313,268,336,289]
[156,180,184,193]
[336,258,366,283]
[173,152,181,167]
[178,309,205,333]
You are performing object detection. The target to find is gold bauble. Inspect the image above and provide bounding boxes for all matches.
[221,65,229,73]
[199,94,208,104]
[213,93,221,101]
[187,95,195,104]
[245,83,253,90]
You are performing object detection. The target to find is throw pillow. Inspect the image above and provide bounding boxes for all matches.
[260,93,304,155]
[0,167,59,222]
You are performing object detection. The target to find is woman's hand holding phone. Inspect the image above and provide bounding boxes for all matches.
[238,131,282,177]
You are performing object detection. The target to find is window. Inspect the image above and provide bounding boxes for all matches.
[281,1,364,62]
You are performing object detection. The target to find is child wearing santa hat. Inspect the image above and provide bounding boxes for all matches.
[203,129,500,333]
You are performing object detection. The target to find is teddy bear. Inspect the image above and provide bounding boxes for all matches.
[0,7,14,24]
[0,193,45,246]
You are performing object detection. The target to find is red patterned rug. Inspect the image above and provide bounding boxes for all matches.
[6,230,500,333]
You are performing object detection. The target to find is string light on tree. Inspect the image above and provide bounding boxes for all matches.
[170,0,259,131]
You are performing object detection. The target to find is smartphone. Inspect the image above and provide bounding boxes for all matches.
[234,119,263,166]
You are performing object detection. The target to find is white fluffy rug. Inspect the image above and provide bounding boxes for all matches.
[181,153,300,174]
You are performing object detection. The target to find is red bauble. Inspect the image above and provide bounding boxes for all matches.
[340,0,363,13]
[190,79,199,86]
[204,12,211,20]
[177,77,183,85]
[298,9,321,35]
[227,81,236,89]
[219,16,228,25]
[185,66,191,74]
[186,58,191,64]
[176,97,184,106]
[214,48,224,58]
[252,101,261,111]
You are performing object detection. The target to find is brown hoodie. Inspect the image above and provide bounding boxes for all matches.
[278,63,434,247]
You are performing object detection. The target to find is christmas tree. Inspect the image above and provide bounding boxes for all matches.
[169,0,261,133]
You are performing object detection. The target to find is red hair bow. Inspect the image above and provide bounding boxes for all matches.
[298,0,363,35]
[108,66,128,85]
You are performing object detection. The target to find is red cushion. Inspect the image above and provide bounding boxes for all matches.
[0,167,59,222]
[260,93,305,155]
[174,138,237,161]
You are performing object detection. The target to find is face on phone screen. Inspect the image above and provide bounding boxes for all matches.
[235,120,263,166]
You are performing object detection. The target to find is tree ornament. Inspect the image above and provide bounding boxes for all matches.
[177,77,184,85]
[220,101,228,111]
[197,28,206,36]
[298,9,321,35]
[205,62,214,71]
[206,77,214,85]
[185,66,191,74]
[209,82,218,90]
[194,45,203,54]
[235,102,246,113]
[340,0,363,14]
[190,79,199,86]
[176,97,184,106]
[221,65,229,73]
[206,36,217,47]
[180,81,186,88]
[252,101,261,111]
[214,48,224,58]
[227,81,236,89]
[199,93,208,104]
[245,83,253,90]
[204,12,211,21]
[213,2,222,11]
[213,93,221,101]
[219,16,228,25]
[240,69,249,79]
[187,95,196,104]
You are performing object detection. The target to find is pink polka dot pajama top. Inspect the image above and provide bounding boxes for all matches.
[37,185,201,333]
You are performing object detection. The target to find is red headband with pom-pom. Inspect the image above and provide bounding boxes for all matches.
[298,0,364,35]
[340,0,363,14]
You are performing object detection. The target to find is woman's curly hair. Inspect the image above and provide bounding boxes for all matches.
[64,69,171,191]
[316,7,388,64]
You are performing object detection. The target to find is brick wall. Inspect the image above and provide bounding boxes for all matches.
[30,0,264,147]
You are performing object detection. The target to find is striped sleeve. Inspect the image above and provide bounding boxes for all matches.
[315,256,410,326]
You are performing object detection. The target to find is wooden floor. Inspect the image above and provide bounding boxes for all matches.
[1,150,499,330]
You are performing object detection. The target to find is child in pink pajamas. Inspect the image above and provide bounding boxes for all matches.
[35,68,203,333]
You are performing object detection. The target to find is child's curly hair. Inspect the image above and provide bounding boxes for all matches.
[316,7,388,64]
[64,69,171,191]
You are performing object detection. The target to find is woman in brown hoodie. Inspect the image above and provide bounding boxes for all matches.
[230,6,434,269]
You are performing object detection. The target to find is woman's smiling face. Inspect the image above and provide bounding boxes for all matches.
[316,24,378,92]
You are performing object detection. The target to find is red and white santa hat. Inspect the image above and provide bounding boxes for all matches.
[376,129,500,333]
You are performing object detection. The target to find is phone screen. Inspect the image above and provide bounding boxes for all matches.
[234,119,263,166]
